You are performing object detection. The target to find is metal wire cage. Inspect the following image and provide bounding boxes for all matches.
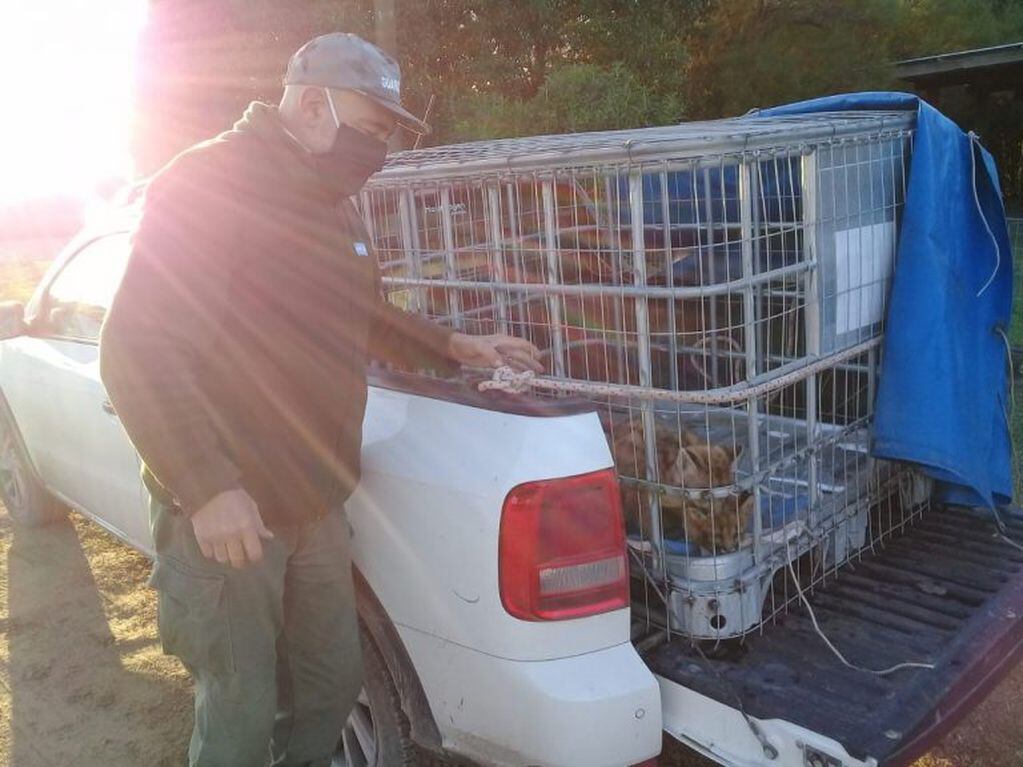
[358,111,930,639]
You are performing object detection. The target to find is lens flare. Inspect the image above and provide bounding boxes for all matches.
[0,0,148,203]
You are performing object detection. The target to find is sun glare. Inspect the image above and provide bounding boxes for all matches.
[0,0,148,204]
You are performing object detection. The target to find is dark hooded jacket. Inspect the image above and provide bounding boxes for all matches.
[99,102,454,526]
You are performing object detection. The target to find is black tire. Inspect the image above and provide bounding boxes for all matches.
[0,402,66,527]
[336,623,419,767]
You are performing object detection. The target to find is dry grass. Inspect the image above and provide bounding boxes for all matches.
[0,508,193,765]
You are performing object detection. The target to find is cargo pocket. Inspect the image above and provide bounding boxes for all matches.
[148,557,235,675]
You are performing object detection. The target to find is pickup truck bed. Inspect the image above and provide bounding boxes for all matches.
[644,505,1023,766]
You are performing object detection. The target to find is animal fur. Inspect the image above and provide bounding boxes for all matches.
[607,419,754,555]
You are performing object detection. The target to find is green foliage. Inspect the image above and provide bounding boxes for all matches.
[682,0,900,118]
[444,92,538,142]
[892,0,1023,201]
[892,0,1023,58]
[539,63,684,133]
[395,0,588,107]
[393,0,696,142]
[680,0,1023,120]
[135,0,1023,203]
[444,62,683,141]
[570,0,703,104]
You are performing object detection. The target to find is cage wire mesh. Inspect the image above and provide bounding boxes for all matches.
[359,112,932,640]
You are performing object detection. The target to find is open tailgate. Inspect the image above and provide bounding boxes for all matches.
[646,505,1023,766]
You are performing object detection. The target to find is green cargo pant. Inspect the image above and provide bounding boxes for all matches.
[147,494,364,767]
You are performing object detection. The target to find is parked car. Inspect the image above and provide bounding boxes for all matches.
[2,198,1023,767]
[0,205,661,767]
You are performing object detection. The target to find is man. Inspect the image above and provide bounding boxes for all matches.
[99,32,540,767]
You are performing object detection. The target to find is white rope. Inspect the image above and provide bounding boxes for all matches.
[690,638,779,760]
[989,505,1023,554]
[477,365,536,394]
[999,532,1023,554]
[971,132,1003,298]
[475,337,881,405]
[627,544,776,758]
[784,537,936,677]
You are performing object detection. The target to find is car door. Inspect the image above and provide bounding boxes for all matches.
[4,232,150,548]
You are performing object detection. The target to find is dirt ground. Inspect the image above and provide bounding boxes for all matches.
[0,508,192,765]
[0,504,1021,767]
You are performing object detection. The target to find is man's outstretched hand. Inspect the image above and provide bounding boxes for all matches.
[447,333,543,373]
[191,488,274,568]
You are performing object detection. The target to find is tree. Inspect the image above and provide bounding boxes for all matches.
[132,0,1022,201]
[394,0,703,143]
[892,0,1023,59]
[446,62,683,140]
[134,0,372,173]
[682,0,899,119]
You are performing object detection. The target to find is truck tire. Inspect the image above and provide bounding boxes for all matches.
[0,404,65,527]
[337,624,419,767]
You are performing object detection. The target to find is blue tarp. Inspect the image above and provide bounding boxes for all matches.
[752,92,1013,509]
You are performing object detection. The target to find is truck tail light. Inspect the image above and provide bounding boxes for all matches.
[499,469,628,621]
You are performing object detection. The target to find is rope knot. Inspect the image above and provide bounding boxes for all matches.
[477,365,536,394]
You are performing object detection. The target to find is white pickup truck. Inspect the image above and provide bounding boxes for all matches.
[2,207,1023,767]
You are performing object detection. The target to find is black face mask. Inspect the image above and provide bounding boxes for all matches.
[313,121,388,199]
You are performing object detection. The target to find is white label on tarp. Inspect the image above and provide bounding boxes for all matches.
[834,221,895,334]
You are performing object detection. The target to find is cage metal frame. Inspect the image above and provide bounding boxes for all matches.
[359,111,927,640]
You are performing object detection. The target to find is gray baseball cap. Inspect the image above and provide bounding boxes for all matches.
[284,32,430,135]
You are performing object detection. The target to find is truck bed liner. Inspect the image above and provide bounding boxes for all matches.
[643,505,1023,765]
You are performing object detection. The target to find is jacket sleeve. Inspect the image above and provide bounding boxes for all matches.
[368,279,457,372]
[342,201,458,373]
[99,152,243,514]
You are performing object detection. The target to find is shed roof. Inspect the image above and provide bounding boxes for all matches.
[894,41,1023,88]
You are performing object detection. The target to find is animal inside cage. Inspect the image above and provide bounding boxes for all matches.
[358,111,930,639]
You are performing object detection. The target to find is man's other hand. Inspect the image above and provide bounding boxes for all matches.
[448,333,543,373]
[191,488,275,568]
